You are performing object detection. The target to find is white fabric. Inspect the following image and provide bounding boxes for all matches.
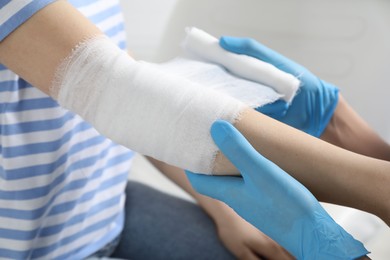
[53,36,246,174]
[182,27,300,103]
[155,57,282,109]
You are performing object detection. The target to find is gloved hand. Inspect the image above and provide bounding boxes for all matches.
[187,120,369,259]
[219,37,339,137]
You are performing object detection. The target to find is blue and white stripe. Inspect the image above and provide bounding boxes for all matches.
[0,0,57,41]
[0,0,134,259]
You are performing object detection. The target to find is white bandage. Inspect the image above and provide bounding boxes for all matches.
[52,36,246,174]
[155,57,283,109]
[182,27,300,103]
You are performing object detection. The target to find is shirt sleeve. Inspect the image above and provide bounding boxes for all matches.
[0,0,58,41]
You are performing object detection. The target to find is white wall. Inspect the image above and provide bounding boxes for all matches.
[119,0,177,61]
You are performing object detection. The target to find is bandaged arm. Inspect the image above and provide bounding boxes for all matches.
[1,0,389,227]
[0,0,246,174]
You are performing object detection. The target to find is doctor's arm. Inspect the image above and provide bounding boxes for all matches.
[321,94,390,161]
[220,36,390,161]
[215,37,390,223]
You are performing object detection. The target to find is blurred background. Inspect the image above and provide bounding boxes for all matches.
[119,0,390,258]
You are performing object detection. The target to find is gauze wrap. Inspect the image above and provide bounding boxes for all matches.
[182,27,300,103]
[52,36,246,174]
[52,28,300,174]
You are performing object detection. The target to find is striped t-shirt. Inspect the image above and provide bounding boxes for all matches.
[0,1,134,259]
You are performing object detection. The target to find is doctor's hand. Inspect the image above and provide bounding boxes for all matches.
[187,120,369,259]
[219,36,339,137]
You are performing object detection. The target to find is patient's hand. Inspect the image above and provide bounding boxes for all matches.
[213,200,293,260]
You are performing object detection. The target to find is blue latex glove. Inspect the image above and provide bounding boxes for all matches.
[220,37,339,137]
[187,120,368,259]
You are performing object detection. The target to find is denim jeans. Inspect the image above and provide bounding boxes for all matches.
[88,181,235,260]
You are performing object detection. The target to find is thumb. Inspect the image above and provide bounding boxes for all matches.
[256,100,289,118]
[219,36,301,76]
[211,120,295,192]
[186,170,243,202]
[211,120,277,177]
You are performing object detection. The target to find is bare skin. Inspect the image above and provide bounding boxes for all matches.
[0,1,101,92]
[322,95,390,161]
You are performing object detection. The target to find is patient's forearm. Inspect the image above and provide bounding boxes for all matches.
[321,95,390,161]
[216,108,390,224]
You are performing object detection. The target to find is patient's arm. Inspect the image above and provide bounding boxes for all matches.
[321,95,390,161]
[0,0,102,93]
[1,0,388,227]
[214,108,390,226]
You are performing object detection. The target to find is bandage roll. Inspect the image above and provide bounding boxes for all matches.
[182,27,300,103]
[52,36,246,174]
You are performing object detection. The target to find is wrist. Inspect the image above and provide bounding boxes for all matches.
[321,95,390,160]
[195,193,237,226]
[316,81,340,137]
